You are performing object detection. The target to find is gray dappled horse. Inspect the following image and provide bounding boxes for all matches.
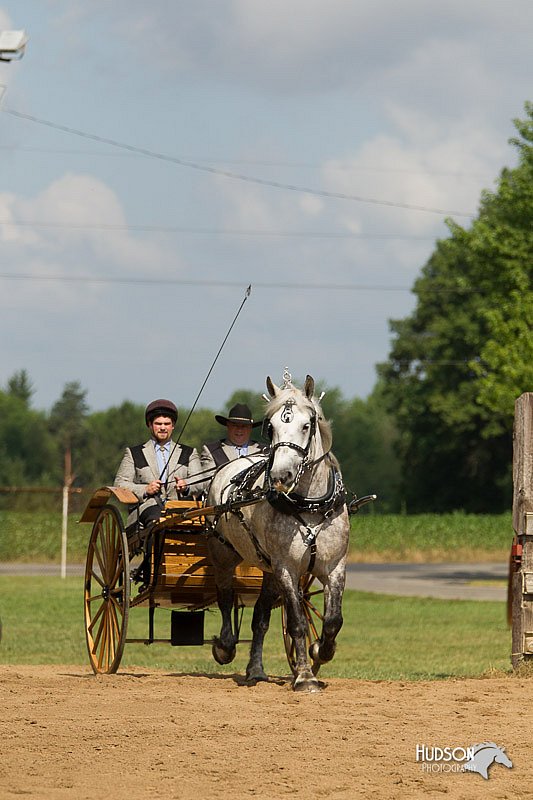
[206,373,350,692]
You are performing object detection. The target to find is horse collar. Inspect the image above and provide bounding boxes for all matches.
[266,466,346,517]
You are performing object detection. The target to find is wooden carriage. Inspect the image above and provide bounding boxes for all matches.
[80,487,322,675]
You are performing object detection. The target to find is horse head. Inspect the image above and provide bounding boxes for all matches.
[464,743,513,780]
[264,372,330,493]
[494,746,513,769]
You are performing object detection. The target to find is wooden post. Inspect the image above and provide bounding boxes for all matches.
[511,393,533,668]
[61,484,69,579]
[60,447,73,580]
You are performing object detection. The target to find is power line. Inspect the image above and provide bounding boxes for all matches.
[393,360,481,366]
[0,218,435,240]
[0,144,488,179]
[0,272,484,293]
[3,107,475,219]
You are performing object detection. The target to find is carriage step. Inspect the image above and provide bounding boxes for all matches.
[171,610,205,646]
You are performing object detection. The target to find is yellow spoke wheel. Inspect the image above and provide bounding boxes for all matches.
[281,573,324,676]
[84,505,130,674]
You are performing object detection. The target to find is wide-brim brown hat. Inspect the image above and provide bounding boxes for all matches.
[215,403,261,427]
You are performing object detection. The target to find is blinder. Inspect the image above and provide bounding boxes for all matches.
[261,417,273,442]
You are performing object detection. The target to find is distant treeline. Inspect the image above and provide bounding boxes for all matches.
[0,364,517,515]
[0,371,401,511]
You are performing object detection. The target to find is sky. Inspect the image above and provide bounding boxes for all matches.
[1,1,532,415]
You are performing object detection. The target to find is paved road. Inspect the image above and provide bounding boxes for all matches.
[1,561,508,601]
[0,563,86,576]
[345,562,508,601]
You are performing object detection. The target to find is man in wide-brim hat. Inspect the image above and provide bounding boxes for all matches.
[200,402,268,477]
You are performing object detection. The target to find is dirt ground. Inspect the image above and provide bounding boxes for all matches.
[1,666,531,800]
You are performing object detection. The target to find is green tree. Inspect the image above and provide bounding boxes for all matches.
[5,369,34,406]
[83,400,146,487]
[176,407,221,452]
[379,103,533,512]
[321,384,401,511]
[0,389,56,489]
[49,382,89,487]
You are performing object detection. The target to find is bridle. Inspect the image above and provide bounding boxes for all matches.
[263,400,319,491]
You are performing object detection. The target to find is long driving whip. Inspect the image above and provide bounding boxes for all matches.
[160,284,252,482]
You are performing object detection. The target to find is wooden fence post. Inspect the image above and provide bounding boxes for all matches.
[511,392,533,669]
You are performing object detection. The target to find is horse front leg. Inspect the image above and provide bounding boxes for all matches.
[246,571,280,684]
[278,567,321,692]
[207,537,241,665]
[309,561,345,669]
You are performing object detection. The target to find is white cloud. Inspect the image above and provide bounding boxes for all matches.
[0,172,185,305]
[299,194,323,216]
[322,112,506,240]
[58,1,533,99]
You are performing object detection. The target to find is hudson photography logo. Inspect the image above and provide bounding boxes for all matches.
[416,742,513,780]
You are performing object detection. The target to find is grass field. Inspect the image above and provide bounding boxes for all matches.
[0,575,511,680]
[0,510,513,679]
[0,510,513,564]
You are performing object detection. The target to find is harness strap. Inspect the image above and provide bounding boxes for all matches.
[301,521,318,572]
[205,517,241,556]
[266,467,346,516]
[286,507,320,572]
[231,508,272,569]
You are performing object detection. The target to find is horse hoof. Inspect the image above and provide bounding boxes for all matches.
[293,672,321,693]
[212,642,236,665]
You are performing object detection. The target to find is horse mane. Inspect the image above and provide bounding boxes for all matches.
[264,385,339,468]
[470,742,500,754]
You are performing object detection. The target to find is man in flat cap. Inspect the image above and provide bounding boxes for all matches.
[114,398,203,531]
[200,402,268,480]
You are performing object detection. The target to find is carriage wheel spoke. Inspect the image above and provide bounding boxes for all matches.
[109,558,124,591]
[303,597,324,621]
[98,614,108,670]
[86,591,104,604]
[91,607,106,652]
[92,539,106,580]
[105,610,116,662]
[109,592,125,618]
[90,569,105,589]
[88,599,105,633]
